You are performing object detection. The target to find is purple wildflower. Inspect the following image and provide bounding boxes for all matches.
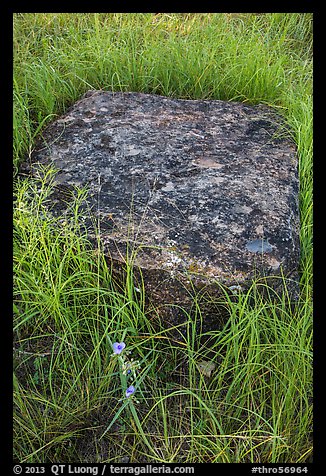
[112,342,126,355]
[126,385,135,398]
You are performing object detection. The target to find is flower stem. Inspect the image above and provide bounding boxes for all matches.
[128,400,155,456]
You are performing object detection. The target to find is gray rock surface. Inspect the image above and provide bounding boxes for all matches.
[27,91,300,322]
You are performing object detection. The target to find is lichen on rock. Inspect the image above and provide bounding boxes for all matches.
[27,91,300,326]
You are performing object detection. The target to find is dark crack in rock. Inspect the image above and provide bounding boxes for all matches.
[27,91,300,327]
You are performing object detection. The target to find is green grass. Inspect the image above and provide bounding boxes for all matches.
[13,13,313,463]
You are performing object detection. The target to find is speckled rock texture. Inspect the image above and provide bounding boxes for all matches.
[28,91,300,322]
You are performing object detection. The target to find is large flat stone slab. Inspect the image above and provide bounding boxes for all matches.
[27,91,300,320]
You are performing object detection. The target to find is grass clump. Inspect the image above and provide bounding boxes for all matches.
[13,13,312,463]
